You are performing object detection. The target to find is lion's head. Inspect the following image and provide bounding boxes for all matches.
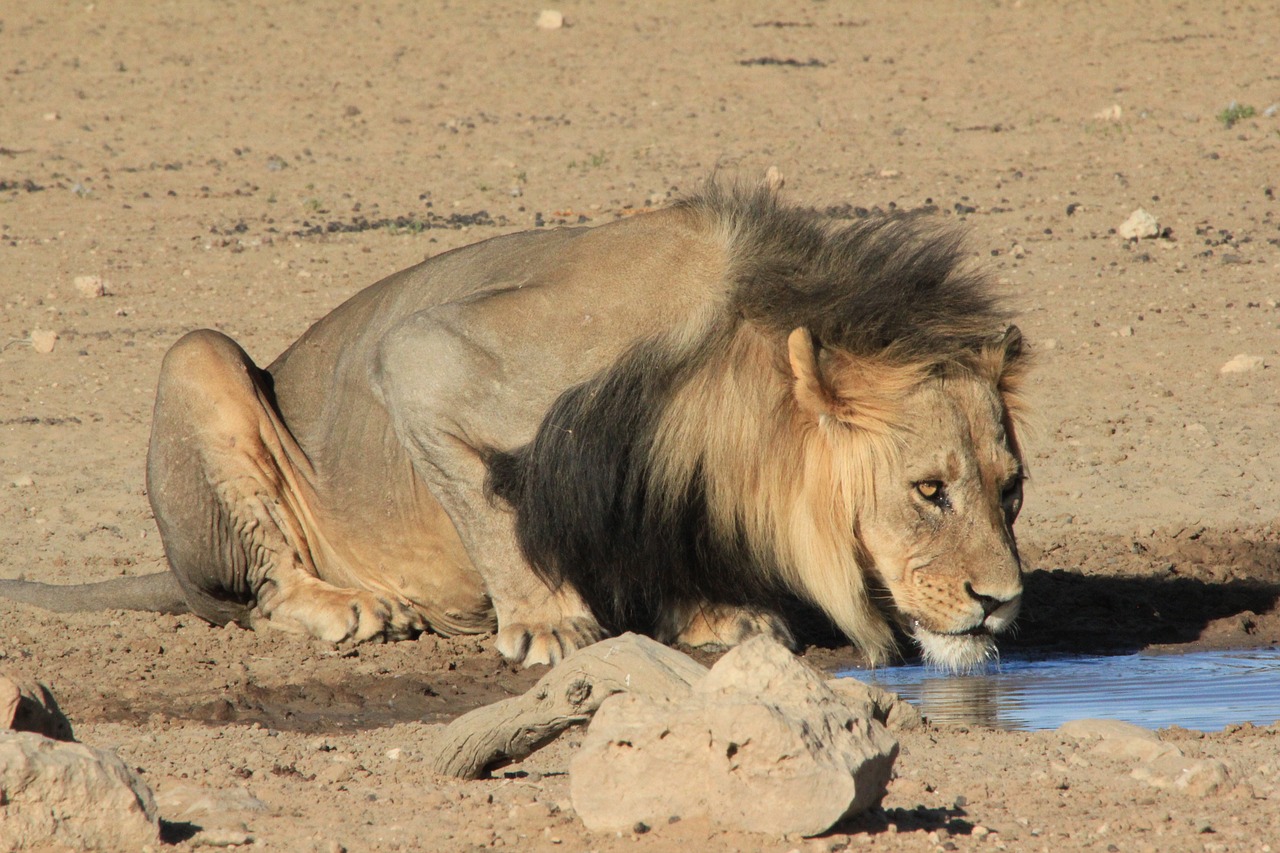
[786,324,1027,671]
[488,186,1029,672]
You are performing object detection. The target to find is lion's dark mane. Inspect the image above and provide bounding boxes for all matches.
[485,185,1013,637]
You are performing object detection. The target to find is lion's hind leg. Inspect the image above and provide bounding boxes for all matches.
[147,329,425,643]
[659,602,797,651]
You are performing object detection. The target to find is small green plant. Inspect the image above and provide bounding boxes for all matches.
[304,197,323,212]
[569,152,609,171]
[1218,102,1256,128]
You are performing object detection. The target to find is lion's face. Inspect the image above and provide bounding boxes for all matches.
[857,375,1023,671]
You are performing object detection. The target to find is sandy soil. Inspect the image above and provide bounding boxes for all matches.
[2,1,1279,850]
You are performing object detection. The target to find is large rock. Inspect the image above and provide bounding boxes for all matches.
[570,636,898,836]
[0,731,160,851]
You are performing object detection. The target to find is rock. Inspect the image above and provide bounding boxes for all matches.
[426,633,706,779]
[154,783,269,821]
[1060,718,1180,762]
[1094,104,1123,121]
[826,677,922,731]
[1131,754,1232,797]
[1059,718,1159,741]
[1219,354,1265,374]
[1,671,74,740]
[0,730,160,850]
[72,275,107,298]
[1117,208,1159,240]
[10,473,35,488]
[536,9,564,29]
[30,329,58,353]
[570,637,898,836]
[764,165,786,192]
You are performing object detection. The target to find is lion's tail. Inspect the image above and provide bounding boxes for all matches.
[0,571,189,614]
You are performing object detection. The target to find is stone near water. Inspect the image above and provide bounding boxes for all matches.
[570,637,898,836]
[1131,754,1232,797]
[1059,718,1158,741]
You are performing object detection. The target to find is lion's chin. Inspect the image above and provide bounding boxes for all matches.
[912,625,998,674]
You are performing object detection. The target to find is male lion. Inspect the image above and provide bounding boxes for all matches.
[1,185,1028,671]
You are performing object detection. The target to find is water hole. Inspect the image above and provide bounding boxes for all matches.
[846,647,1280,732]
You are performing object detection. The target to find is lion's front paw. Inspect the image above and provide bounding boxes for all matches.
[256,580,426,644]
[495,617,607,667]
[345,592,427,644]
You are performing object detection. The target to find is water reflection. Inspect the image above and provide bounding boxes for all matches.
[843,648,1280,732]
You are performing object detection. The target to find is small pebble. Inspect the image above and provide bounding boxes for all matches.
[31,330,58,353]
[1219,354,1264,374]
[536,9,564,29]
[1118,208,1159,240]
[73,275,107,298]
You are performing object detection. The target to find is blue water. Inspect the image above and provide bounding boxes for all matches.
[841,648,1280,732]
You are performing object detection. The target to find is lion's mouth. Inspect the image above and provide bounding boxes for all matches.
[908,620,999,673]
[911,618,991,638]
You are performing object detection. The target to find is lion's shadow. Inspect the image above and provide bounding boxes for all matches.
[1005,568,1278,655]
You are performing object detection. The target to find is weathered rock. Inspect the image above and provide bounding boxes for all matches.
[0,671,74,741]
[1060,718,1230,795]
[155,783,269,821]
[826,677,922,731]
[1117,208,1159,240]
[0,730,160,850]
[426,633,707,779]
[1059,718,1178,762]
[1219,353,1265,374]
[1131,754,1232,797]
[1059,718,1158,742]
[72,274,107,298]
[570,637,898,836]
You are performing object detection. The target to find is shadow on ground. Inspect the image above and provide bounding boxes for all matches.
[1009,527,1280,655]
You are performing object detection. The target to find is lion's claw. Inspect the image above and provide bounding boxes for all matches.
[495,617,608,667]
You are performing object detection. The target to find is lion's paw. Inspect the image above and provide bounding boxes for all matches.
[257,582,426,645]
[666,603,796,651]
[343,592,427,644]
[495,617,607,667]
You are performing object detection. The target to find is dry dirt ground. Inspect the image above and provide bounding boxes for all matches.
[2,1,1279,851]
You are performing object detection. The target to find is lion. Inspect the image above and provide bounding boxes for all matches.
[0,183,1028,672]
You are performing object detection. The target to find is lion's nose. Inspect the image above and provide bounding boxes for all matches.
[964,581,1017,619]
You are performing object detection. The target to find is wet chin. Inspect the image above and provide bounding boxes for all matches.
[914,628,998,674]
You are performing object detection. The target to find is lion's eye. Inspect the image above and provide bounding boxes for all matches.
[915,480,946,503]
[1001,476,1024,522]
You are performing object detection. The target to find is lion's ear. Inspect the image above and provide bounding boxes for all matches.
[980,324,1029,401]
[787,327,923,433]
[788,327,839,419]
